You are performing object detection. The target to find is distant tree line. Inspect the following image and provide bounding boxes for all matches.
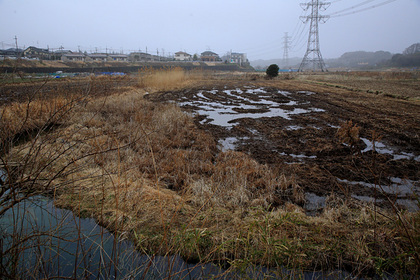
[325,43,420,69]
[388,43,420,67]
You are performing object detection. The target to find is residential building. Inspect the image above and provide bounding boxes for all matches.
[230,52,247,66]
[129,52,155,62]
[23,46,50,60]
[62,53,86,62]
[174,51,192,61]
[200,51,220,62]
[108,54,129,62]
[0,48,23,58]
[51,49,72,60]
[87,53,108,62]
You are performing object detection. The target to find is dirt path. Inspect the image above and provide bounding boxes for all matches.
[147,79,420,212]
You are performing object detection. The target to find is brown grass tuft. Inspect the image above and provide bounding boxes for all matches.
[336,120,360,147]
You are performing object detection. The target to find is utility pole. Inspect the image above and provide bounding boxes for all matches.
[298,0,330,72]
[283,32,291,69]
[14,35,21,58]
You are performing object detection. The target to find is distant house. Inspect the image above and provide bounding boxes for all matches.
[24,46,50,60]
[230,52,247,66]
[108,54,129,62]
[129,52,155,62]
[0,48,23,58]
[174,51,192,61]
[51,49,72,60]
[62,53,86,62]
[87,53,108,62]
[200,51,220,62]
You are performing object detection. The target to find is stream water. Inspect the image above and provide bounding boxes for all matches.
[0,195,230,279]
[0,194,361,279]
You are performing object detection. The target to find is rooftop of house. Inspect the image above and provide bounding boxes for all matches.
[201,51,218,56]
[108,54,128,57]
[63,53,86,57]
[175,51,191,56]
[89,53,108,57]
[25,46,49,53]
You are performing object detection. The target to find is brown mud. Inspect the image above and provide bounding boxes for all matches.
[147,80,420,212]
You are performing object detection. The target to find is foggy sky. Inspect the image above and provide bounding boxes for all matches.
[1,0,419,60]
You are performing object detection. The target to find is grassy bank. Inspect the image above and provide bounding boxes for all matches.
[1,69,419,278]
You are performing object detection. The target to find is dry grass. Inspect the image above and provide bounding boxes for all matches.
[294,71,420,100]
[137,67,204,93]
[336,120,360,148]
[0,96,76,142]
[2,70,419,278]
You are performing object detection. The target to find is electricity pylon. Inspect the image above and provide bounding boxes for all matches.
[283,32,291,69]
[299,0,330,72]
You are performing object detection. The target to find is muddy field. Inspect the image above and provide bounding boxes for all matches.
[147,78,420,213]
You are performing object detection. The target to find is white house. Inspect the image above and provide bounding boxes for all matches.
[174,51,192,61]
[230,52,247,66]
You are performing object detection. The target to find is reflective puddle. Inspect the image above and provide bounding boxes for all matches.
[361,138,420,161]
[179,87,324,127]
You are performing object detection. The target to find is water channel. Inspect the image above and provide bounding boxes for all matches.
[0,194,358,279]
[0,194,230,279]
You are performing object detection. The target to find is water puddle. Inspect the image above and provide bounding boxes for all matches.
[304,193,326,212]
[278,152,317,160]
[297,91,316,95]
[219,137,238,152]
[178,87,325,128]
[337,178,418,197]
[0,168,6,184]
[337,177,419,211]
[361,138,420,161]
[286,125,304,130]
[304,175,419,212]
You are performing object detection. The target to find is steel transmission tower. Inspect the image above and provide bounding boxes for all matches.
[283,32,291,69]
[299,0,330,72]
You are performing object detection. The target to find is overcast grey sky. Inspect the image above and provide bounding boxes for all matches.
[1,0,419,60]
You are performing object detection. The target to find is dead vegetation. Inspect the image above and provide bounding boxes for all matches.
[1,69,419,278]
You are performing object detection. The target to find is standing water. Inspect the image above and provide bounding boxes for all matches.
[0,195,227,279]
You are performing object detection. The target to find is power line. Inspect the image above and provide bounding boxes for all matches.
[328,0,376,16]
[290,8,310,39]
[291,20,309,50]
[328,0,397,17]
[283,32,292,68]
